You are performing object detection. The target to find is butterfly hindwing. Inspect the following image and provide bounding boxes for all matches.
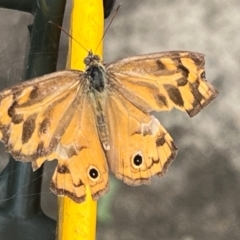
[105,92,177,185]
[50,96,109,202]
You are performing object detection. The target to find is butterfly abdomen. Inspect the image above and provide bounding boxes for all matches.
[92,95,110,150]
[96,111,110,150]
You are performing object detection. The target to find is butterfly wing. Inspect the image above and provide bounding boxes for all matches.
[106,51,218,117]
[105,51,217,184]
[0,70,109,202]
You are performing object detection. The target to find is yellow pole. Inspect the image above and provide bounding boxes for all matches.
[57,1,104,239]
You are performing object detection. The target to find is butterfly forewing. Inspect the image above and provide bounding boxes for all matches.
[106,51,218,117]
[0,70,83,162]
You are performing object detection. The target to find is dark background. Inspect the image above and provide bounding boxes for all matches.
[0,1,239,239]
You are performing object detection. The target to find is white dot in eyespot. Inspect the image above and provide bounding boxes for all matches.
[131,151,144,169]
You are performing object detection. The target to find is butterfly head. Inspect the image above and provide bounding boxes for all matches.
[84,51,102,67]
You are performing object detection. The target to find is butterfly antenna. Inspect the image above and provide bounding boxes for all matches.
[48,21,89,53]
[95,4,121,53]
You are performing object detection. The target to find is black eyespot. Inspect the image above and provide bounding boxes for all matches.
[200,71,206,79]
[88,166,99,181]
[133,154,142,166]
[132,152,144,169]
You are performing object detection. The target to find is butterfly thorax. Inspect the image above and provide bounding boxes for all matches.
[84,51,106,92]
[86,66,105,92]
[84,52,110,150]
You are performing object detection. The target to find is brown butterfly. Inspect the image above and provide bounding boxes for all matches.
[0,51,218,203]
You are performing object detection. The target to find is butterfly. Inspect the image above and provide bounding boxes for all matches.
[0,50,218,203]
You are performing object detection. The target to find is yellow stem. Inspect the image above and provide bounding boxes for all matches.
[57,0,103,239]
